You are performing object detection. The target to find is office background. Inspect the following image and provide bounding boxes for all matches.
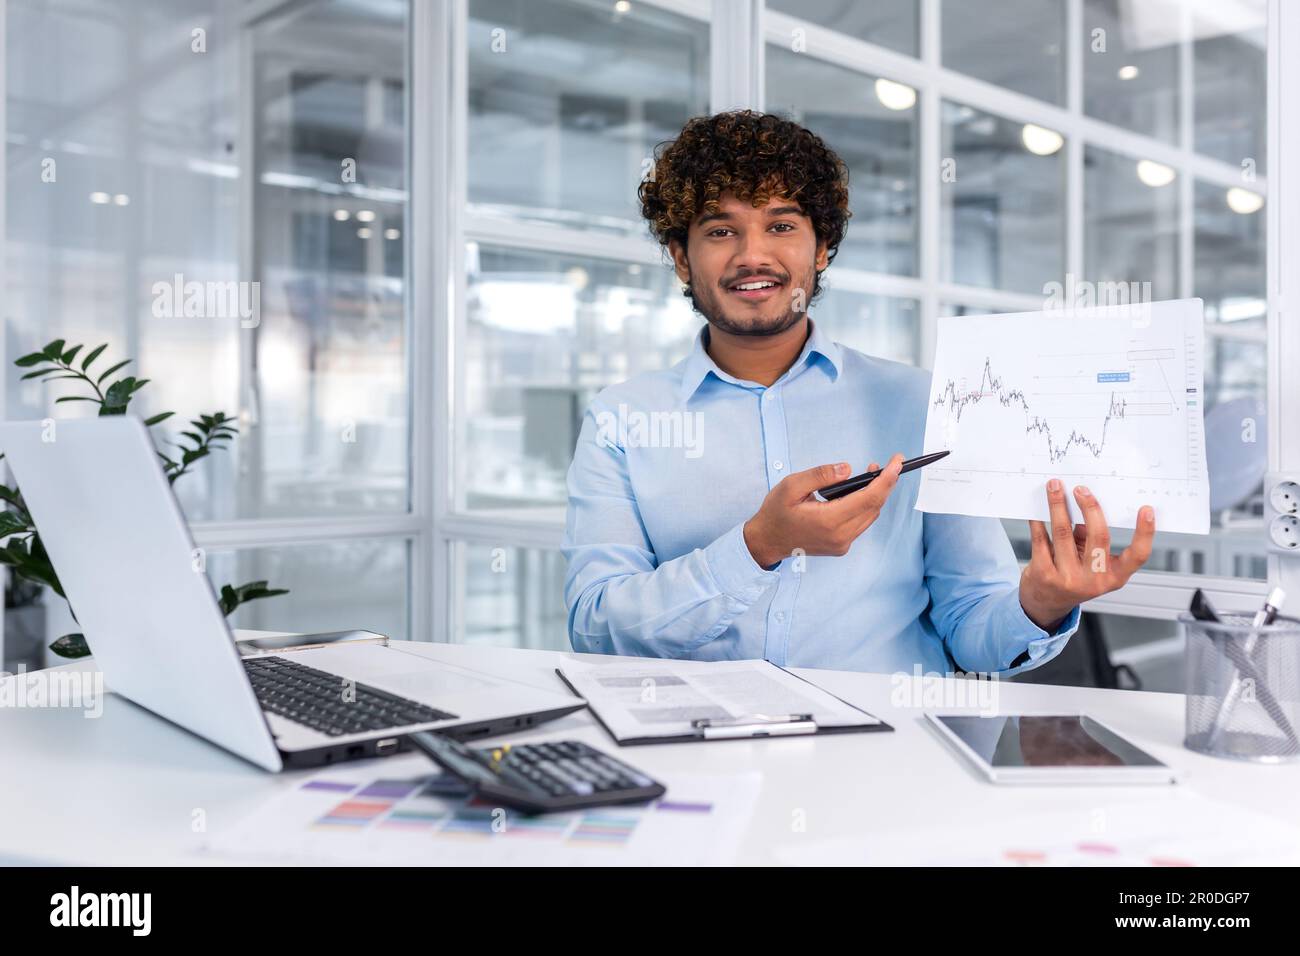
[1,0,1293,691]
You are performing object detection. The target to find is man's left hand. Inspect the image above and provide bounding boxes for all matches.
[1019,479,1156,632]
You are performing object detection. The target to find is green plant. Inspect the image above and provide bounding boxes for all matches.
[1,339,288,658]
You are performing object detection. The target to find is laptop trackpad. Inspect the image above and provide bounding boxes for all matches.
[280,644,495,703]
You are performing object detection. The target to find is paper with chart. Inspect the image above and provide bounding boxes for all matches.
[201,754,760,866]
[915,299,1210,534]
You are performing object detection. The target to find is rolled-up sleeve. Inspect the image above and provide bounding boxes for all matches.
[562,403,777,658]
[921,511,1080,675]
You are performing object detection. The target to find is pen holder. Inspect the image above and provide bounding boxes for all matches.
[1181,612,1300,763]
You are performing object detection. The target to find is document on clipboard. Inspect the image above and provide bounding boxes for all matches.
[555,659,892,745]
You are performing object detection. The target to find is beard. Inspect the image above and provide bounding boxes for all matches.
[689,267,816,337]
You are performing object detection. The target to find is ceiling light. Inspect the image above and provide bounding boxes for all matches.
[357,227,372,239]
[333,209,350,221]
[1136,159,1176,187]
[356,209,376,223]
[874,78,916,111]
[1118,64,1140,80]
[1021,123,1064,156]
[384,228,400,240]
[1226,187,1263,214]
[89,192,111,204]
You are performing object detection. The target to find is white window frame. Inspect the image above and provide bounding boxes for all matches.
[0,0,426,655]
[424,0,1300,642]
[184,0,426,639]
[3,0,1295,658]
[754,0,1286,619]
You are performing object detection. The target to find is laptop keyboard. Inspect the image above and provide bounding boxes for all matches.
[243,655,456,737]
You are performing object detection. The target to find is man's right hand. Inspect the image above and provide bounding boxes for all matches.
[742,453,905,568]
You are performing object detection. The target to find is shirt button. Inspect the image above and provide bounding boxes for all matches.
[773,460,784,471]
[764,391,775,402]
[775,611,786,623]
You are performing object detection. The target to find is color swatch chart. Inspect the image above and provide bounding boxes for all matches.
[206,755,759,866]
[304,775,712,846]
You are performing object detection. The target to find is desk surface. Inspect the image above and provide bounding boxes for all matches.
[3,633,1300,865]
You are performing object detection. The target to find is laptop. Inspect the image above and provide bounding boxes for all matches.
[0,416,585,771]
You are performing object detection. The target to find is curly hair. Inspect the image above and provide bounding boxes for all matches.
[638,110,851,306]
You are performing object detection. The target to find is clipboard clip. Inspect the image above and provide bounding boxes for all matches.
[691,713,818,739]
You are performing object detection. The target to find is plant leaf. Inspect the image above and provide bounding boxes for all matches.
[218,584,240,615]
[81,343,108,371]
[3,543,65,597]
[101,379,135,411]
[0,511,32,536]
[143,411,174,426]
[20,368,61,380]
[49,633,91,659]
[180,447,210,467]
[28,535,65,597]
[61,344,83,365]
[14,353,48,368]
[218,580,290,616]
[96,359,131,385]
[42,339,67,360]
[55,396,100,404]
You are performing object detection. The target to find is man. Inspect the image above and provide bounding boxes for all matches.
[562,110,1155,675]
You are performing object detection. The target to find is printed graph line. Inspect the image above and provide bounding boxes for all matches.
[931,357,1129,463]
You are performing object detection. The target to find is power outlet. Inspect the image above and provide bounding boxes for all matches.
[1270,514,1300,551]
[1265,474,1300,554]
[1271,479,1300,515]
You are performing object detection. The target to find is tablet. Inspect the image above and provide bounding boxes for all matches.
[925,713,1178,785]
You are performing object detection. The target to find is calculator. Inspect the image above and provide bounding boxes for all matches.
[405,732,667,814]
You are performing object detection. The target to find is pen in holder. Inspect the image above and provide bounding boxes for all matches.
[1181,611,1300,763]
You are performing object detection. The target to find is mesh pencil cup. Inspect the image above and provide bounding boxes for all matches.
[1181,612,1300,763]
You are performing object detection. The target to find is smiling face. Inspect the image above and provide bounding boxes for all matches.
[669,192,829,338]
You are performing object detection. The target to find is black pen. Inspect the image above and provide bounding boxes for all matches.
[813,450,951,502]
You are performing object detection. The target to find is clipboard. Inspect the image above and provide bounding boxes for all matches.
[554,660,893,746]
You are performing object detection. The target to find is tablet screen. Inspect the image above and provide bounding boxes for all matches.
[933,715,1165,768]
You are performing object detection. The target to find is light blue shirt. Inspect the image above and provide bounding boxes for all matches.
[562,321,1080,675]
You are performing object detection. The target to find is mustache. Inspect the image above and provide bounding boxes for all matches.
[722,271,789,288]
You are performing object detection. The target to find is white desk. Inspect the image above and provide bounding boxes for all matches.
[3,632,1299,865]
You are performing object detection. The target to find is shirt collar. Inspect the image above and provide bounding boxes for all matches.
[677,319,842,404]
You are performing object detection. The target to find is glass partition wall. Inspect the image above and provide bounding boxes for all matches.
[3,0,414,667]
[3,0,1283,679]
[442,0,1274,655]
